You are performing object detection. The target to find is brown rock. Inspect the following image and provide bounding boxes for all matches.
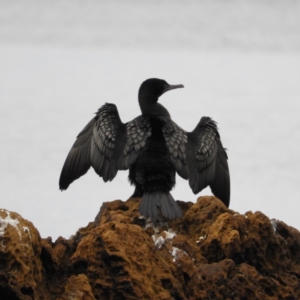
[0,209,51,299]
[58,274,95,300]
[1,196,300,299]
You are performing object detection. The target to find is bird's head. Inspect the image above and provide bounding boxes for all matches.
[139,78,184,102]
[138,78,184,116]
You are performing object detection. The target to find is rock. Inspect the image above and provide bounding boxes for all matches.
[0,209,51,300]
[0,196,300,299]
[58,274,95,300]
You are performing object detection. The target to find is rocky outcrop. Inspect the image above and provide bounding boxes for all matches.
[0,196,300,299]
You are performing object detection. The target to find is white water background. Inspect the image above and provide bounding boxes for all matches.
[1,0,300,239]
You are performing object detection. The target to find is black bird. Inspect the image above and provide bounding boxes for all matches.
[59,78,230,219]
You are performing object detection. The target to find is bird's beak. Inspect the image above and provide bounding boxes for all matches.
[162,84,184,94]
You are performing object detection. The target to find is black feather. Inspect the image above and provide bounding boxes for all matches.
[59,78,230,220]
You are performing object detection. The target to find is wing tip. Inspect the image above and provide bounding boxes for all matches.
[59,178,70,191]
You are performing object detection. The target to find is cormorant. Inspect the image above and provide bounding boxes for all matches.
[59,78,230,220]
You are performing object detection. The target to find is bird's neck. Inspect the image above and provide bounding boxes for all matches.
[139,96,170,117]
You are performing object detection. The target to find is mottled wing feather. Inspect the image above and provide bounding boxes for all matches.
[59,103,126,189]
[119,116,152,170]
[90,103,127,182]
[187,117,230,207]
[59,103,151,190]
[162,119,188,179]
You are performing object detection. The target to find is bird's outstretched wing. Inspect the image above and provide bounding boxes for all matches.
[162,119,188,179]
[59,103,151,190]
[186,117,230,207]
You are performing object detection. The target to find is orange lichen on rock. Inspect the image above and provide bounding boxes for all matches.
[58,274,95,300]
[1,196,300,299]
[0,209,51,299]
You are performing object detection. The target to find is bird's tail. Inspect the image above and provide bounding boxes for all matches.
[139,191,182,220]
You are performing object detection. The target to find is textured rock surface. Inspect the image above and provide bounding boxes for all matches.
[1,196,300,299]
[0,209,51,300]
